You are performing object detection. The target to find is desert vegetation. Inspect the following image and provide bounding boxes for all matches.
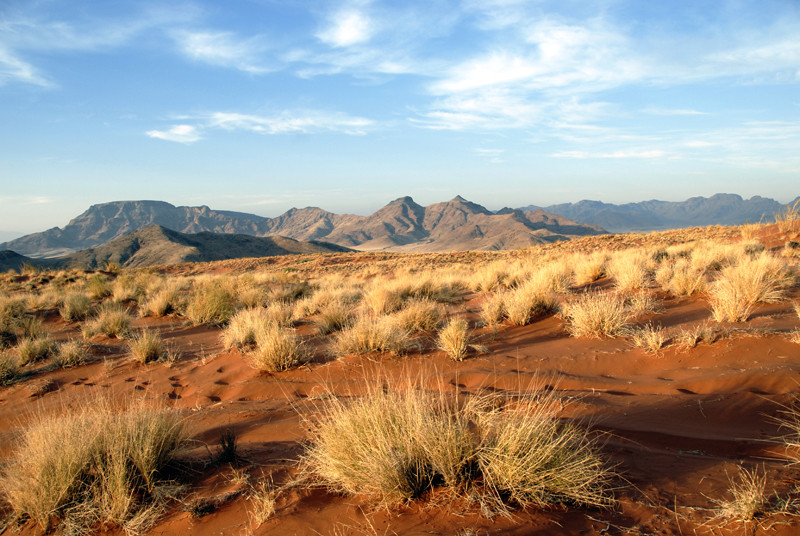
[0,221,799,534]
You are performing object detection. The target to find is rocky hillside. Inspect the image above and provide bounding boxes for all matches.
[1,197,605,257]
[55,225,351,269]
[522,194,794,233]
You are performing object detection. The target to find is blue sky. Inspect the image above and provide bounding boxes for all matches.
[1,0,799,238]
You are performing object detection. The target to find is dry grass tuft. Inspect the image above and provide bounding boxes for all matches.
[480,292,507,328]
[332,316,414,357]
[248,478,278,527]
[82,303,133,339]
[438,318,470,361]
[52,339,90,368]
[504,280,559,326]
[128,329,167,364]
[184,281,238,326]
[563,292,630,338]
[59,291,92,321]
[0,352,18,385]
[315,299,356,335]
[301,385,613,513]
[629,323,666,353]
[248,325,309,372]
[16,336,57,366]
[712,467,769,525]
[709,254,794,322]
[0,399,188,534]
[392,298,443,333]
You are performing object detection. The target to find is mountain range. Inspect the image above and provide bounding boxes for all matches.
[0,196,604,259]
[0,225,351,271]
[523,193,797,233]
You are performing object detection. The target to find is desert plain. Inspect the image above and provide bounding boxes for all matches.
[1,220,800,536]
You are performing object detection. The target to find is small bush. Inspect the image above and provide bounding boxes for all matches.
[0,352,18,385]
[82,303,133,338]
[52,339,90,368]
[17,336,57,366]
[315,299,355,335]
[0,400,188,533]
[480,292,507,327]
[128,330,166,364]
[362,286,404,316]
[249,325,309,372]
[140,283,184,317]
[392,299,443,333]
[222,308,270,349]
[713,468,768,525]
[709,254,793,322]
[185,282,237,325]
[332,316,414,357]
[563,292,630,338]
[86,274,112,300]
[437,318,470,361]
[505,281,559,326]
[667,260,707,297]
[0,296,26,333]
[607,251,650,293]
[59,291,92,321]
[630,323,666,353]
[302,386,612,511]
[573,252,607,286]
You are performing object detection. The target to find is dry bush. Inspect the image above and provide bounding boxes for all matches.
[674,323,717,350]
[301,385,612,512]
[332,315,413,357]
[82,303,133,339]
[625,291,661,318]
[0,352,18,385]
[480,292,507,328]
[607,250,651,294]
[794,301,800,321]
[709,254,794,322]
[0,400,188,534]
[249,324,309,372]
[16,336,57,366]
[362,285,404,316]
[573,252,607,286]
[248,479,277,527]
[505,280,559,326]
[775,200,800,234]
[712,467,769,525]
[86,273,113,300]
[691,242,744,273]
[438,318,470,361]
[629,323,666,353]
[788,329,800,344]
[666,259,707,297]
[139,280,185,317]
[563,292,630,338]
[392,298,443,333]
[59,291,91,321]
[0,296,27,335]
[184,280,238,326]
[128,329,166,364]
[263,301,295,327]
[315,299,355,335]
[52,339,90,368]
[112,273,144,303]
[222,307,267,348]
[472,262,512,292]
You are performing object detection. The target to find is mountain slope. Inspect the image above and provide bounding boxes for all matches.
[2,197,605,257]
[59,225,351,269]
[522,194,791,233]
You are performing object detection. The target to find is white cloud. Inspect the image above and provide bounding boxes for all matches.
[642,107,708,116]
[146,110,375,143]
[146,125,202,143]
[172,31,272,74]
[0,46,49,86]
[317,9,374,48]
[207,111,373,135]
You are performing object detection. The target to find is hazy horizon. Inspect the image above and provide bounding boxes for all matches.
[2,0,798,235]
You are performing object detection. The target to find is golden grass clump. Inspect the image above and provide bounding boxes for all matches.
[0,400,188,534]
[391,298,444,333]
[82,302,133,339]
[52,339,90,368]
[504,280,559,326]
[624,291,660,318]
[139,281,185,317]
[302,385,612,512]
[709,253,794,322]
[629,323,666,353]
[315,299,355,335]
[249,324,309,372]
[184,280,238,325]
[332,315,414,357]
[127,329,167,364]
[662,259,708,297]
[58,291,92,321]
[362,285,405,316]
[0,352,18,385]
[0,296,27,336]
[607,250,651,293]
[16,336,57,366]
[437,318,470,361]
[573,252,607,286]
[674,323,717,350]
[480,291,507,328]
[712,467,768,525]
[86,273,113,300]
[563,292,630,338]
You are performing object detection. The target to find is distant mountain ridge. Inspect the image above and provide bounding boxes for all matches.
[0,196,605,258]
[522,194,797,233]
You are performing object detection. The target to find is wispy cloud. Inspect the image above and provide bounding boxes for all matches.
[172,30,273,73]
[552,150,669,159]
[146,125,202,143]
[642,107,708,116]
[147,109,375,143]
[0,46,50,86]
